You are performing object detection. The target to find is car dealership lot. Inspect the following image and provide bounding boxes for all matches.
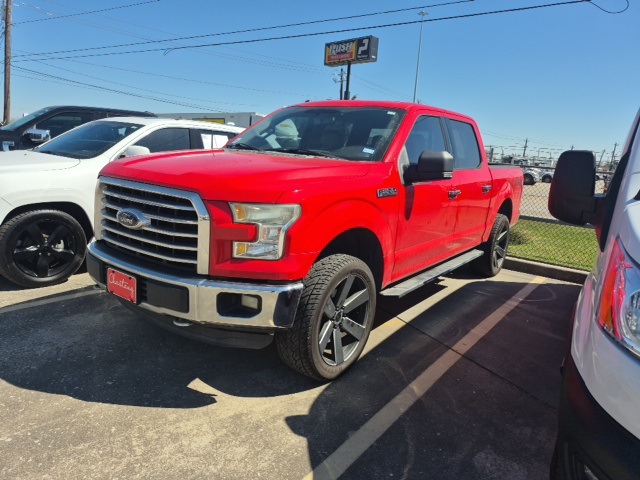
[0,269,581,480]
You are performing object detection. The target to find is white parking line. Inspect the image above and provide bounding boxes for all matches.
[0,289,102,315]
[303,276,546,480]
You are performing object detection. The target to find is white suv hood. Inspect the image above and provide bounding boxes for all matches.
[0,150,80,173]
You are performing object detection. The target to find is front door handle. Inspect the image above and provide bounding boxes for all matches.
[482,185,492,194]
[448,189,462,200]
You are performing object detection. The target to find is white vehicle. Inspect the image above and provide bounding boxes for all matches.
[549,109,640,479]
[0,117,243,288]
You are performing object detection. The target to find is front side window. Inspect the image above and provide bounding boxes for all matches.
[402,116,447,165]
[36,112,94,138]
[35,121,143,159]
[134,128,190,153]
[448,119,481,170]
[228,106,405,162]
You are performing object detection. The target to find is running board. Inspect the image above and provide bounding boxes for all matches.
[380,249,484,298]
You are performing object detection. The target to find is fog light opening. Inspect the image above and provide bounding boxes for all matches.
[217,292,262,318]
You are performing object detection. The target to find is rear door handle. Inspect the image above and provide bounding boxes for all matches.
[448,189,462,200]
[482,185,492,194]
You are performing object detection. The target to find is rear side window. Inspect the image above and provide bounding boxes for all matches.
[448,119,481,170]
[36,112,94,138]
[403,116,447,165]
[135,128,191,153]
[199,129,237,148]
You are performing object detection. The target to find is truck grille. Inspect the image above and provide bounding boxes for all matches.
[96,177,210,274]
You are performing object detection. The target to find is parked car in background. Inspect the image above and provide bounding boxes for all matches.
[548,108,640,479]
[523,167,540,185]
[0,117,243,288]
[0,105,156,151]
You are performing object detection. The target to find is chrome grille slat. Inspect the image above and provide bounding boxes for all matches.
[96,177,210,274]
[101,212,198,238]
[102,224,199,251]
[100,190,196,211]
[101,201,199,224]
[103,236,198,265]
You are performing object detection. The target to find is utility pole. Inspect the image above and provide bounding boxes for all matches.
[610,142,618,165]
[3,0,12,125]
[412,11,428,103]
[598,149,606,169]
[522,138,528,158]
[333,68,345,100]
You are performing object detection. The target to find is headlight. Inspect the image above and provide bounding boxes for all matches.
[230,203,301,260]
[597,237,640,358]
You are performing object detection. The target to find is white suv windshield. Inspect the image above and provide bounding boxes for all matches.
[228,106,405,162]
[35,121,143,159]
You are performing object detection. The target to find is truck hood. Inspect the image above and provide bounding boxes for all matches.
[0,150,80,173]
[100,149,373,203]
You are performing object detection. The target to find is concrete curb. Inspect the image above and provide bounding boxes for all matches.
[505,257,588,284]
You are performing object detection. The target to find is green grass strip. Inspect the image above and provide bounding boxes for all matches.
[509,219,598,271]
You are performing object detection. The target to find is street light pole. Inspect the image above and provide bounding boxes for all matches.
[412,11,427,104]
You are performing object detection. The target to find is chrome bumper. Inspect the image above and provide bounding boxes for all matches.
[87,240,304,330]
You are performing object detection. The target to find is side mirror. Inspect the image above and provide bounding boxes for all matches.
[25,128,51,144]
[121,145,151,158]
[404,150,454,184]
[548,150,600,225]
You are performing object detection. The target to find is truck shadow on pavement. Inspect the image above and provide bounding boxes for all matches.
[285,277,581,480]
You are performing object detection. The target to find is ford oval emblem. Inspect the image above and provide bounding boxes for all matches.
[116,209,150,230]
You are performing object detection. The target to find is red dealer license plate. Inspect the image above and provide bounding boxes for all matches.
[107,268,137,304]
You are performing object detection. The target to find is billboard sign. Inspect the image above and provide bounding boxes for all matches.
[324,36,379,67]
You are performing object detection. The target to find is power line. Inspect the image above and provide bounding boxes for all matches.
[12,65,238,112]
[13,1,159,24]
[15,0,474,58]
[14,1,590,61]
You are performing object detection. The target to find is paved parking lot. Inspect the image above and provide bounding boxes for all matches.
[0,268,581,480]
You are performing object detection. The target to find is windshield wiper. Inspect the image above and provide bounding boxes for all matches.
[227,142,262,151]
[267,148,343,159]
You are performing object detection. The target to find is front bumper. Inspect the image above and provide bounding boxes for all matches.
[87,240,304,331]
[554,354,640,480]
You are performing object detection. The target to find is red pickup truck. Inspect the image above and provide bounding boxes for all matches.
[86,101,523,380]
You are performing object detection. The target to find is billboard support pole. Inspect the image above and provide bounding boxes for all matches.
[344,62,351,101]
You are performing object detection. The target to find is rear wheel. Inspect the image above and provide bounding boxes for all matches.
[542,175,552,183]
[0,210,87,288]
[473,214,510,277]
[275,254,376,381]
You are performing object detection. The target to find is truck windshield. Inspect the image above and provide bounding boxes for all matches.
[0,106,56,131]
[228,106,405,162]
[35,121,143,159]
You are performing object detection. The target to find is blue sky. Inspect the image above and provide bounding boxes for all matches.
[5,0,638,159]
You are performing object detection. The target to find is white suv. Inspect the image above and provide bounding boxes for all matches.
[0,117,243,288]
[549,109,640,479]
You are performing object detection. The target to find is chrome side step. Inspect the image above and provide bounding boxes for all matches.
[380,249,484,298]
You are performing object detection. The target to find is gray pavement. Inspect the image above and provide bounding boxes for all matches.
[0,268,580,479]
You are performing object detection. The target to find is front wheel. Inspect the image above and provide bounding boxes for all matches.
[473,214,510,277]
[0,210,87,288]
[523,173,535,185]
[275,254,376,381]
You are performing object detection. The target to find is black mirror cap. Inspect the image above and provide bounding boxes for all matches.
[548,150,599,225]
[404,150,454,183]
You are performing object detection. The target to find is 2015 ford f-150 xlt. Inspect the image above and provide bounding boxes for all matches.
[86,100,523,380]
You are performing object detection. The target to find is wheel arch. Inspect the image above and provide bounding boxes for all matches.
[316,228,385,291]
[1,202,93,242]
[497,198,513,223]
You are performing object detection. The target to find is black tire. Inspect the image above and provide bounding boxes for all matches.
[523,173,535,185]
[542,175,552,183]
[473,214,510,277]
[0,210,87,288]
[275,254,376,381]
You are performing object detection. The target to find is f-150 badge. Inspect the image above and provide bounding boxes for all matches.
[377,188,398,198]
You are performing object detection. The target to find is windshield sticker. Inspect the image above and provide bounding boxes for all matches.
[387,111,396,115]
[362,147,375,155]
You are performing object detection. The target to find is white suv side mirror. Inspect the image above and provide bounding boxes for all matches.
[121,145,151,158]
